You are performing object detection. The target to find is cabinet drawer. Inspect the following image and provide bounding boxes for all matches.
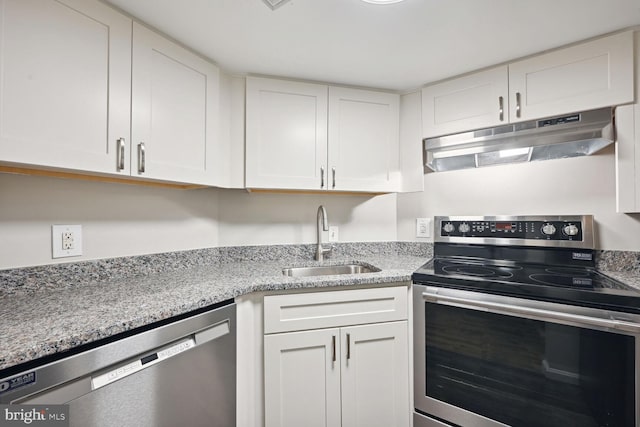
[264,286,408,334]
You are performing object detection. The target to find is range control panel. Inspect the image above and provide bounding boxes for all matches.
[439,219,583,241]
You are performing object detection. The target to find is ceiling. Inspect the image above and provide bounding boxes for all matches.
[104,0,640,92]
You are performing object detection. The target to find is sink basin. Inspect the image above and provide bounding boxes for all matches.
[282,264,380,277]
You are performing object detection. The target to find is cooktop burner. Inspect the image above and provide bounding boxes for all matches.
[439,260,516,279]
[431,259,628,291]
[413,215,640,314]
[415,256,640,314]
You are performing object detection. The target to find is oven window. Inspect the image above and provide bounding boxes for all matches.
[425,303,635,427]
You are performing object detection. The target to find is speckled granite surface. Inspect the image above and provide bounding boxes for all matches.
[0,242,432,372]
[596,250,640,273]
[595,250,640,291]
[2,242,639,373]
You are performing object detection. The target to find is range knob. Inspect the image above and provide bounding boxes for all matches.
[563,224,579,236]
[541,223,556,236]
[442,222,455,233]
[458,223,471,233]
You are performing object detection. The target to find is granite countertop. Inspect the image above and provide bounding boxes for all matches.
[0,242,430,372]
[2,242,640,374]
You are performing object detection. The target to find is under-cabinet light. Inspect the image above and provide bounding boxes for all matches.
[499,147,531,158]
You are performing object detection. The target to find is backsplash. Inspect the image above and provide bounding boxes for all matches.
[0,242,433,293]
[3,243,637,294]
[596,250,640,273]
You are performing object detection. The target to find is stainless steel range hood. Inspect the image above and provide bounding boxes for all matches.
[424,108,614,172]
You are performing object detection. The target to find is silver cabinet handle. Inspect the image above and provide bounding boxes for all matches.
[515,92,522,118]
[346,333,351,360]
[116,138,125,171]
[138,142,145,174]
[320,166,325,189]
[422,291,640,334]
[332,167,336,189]
[498,96,504,121]
[332,335,336,362]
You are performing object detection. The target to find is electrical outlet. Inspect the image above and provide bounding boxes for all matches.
[62,231,74,250]
[52,225,83,258]
[329,226,339,242]
[416,218,432,238]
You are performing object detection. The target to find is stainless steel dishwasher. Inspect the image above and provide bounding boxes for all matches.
[0,301,236,427]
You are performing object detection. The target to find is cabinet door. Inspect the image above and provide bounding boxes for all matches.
[341,321,409,427]
[131,22,219,185]
[246,77,328,190]
[0,0,131,174]
[509,31,634,122]
[264,329,341,427]
[328,87,400,192]
[421,66,508,138]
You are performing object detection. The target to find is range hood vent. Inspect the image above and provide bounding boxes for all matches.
[424,108,614,172]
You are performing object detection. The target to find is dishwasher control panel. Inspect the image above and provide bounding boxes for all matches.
[92,338,195,389]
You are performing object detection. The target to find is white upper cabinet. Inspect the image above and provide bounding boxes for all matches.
[131,23,219,185]
[615,31,640,214]
[0,1,221,186]
[246,77,400,192]
[0,0,131,174]
[245,77,328,190]
[421,66,508,138]
[422,31,634,138]
[328,87,400,192]
[509,31,634,122]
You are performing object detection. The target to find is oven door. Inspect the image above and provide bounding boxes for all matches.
[413,283,640,427]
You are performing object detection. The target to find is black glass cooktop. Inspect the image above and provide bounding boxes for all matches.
[413,256,640,315]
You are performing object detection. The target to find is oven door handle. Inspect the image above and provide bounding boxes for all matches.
[422,290,640,334]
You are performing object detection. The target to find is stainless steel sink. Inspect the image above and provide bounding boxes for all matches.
[282,264,380,277]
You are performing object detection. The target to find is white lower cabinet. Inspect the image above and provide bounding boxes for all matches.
[341,321,409,427]
[264,328,342,427]
[263,286,410,427]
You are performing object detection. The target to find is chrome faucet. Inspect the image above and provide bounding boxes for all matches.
[316,205,332,261]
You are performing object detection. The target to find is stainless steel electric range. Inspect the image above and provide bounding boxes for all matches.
[412,215,640,427]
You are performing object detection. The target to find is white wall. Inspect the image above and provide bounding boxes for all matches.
[397,146,640,251]
[0,173,220,269]
[0,174,398,269]
[3,145,639,270]
[217,190,397,246]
